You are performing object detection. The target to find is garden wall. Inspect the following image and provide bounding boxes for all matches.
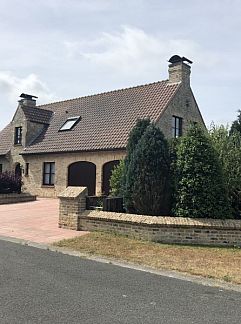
[0,193,36,205]
[78,211,241,247]
[58,187,241,247]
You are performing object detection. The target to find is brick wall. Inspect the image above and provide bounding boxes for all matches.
[0,193,36,205]
[58,186,88,230]
[157,84,204,138]
[24,150,126,198]
[78,211,241,247]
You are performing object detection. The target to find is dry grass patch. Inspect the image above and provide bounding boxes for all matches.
[54,232,241,285]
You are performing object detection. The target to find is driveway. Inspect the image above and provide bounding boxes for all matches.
[0,198,87,244]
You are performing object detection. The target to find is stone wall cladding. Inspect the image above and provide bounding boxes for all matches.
[0,156,10,173]
[0,193,36,204]
[157,84,204,137]
[24,150,126,198]
[78,211,241,247]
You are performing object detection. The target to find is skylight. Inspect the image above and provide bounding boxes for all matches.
[59,116,80,131]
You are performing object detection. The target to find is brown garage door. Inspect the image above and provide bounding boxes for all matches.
[68,161,96,196]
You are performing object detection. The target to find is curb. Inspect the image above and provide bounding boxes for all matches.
[0,234,241,293]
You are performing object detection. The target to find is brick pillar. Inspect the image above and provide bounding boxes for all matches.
[58,186,88,230]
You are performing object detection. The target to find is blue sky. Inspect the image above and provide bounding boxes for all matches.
[0,0,241,130]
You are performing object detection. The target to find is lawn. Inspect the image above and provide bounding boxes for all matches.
[54,232,241,285]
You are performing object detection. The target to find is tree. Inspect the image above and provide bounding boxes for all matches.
[126,123,171,215]
[122,118,150,211]
[173,124,231,219]
[230,110,241,135]
[109,159,125,197]
[210,125,241,218]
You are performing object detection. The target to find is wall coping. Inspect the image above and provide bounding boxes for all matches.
[58,186,88,199]
[81,210,241,230]
[0,193,34,198]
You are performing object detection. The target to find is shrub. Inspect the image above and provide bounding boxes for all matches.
[173,124,231,219]
[210,125,241,218]
[109,159,125,197]
[123,118,150,212]
[0,171,22,194]
[127,123,171,215]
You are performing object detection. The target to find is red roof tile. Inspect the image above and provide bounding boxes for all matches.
[1,80,180,155]
[0,124,12,155]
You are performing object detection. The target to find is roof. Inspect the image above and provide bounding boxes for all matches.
[22,81,180,154]
[0,124,12,155]
[22,106,53,124]
[0,80,180,156]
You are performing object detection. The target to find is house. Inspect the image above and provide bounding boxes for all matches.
[0,55,205,197]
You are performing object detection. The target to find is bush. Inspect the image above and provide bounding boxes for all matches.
[210,125,241,218]
[123,118,150,212]
[173,124,231,219]
[109,159,125,197]
[127,123,171,215]
[0,171,22,194]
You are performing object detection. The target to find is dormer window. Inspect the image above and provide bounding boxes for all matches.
[14,126,22,144]
[59,116,80,131]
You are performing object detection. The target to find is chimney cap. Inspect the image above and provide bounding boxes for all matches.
[168,55,193,65]
[20,93,38,100]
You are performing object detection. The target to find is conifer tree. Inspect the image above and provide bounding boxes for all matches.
[230,110,241,135]
[126,123,171,215]
[210,125,241,218]
[173,124,231,219]
[122,118,150,212]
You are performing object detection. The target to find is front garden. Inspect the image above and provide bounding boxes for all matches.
[108,112,241,220]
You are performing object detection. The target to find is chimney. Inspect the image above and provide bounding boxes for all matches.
[168,55,192,87]
[19,93,38,107]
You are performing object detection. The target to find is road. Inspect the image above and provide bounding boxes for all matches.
[0,240,240,324]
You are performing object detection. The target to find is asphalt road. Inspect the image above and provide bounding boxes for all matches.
[0,240,240,324]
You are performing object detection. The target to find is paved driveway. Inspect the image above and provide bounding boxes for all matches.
[0,198,87,244]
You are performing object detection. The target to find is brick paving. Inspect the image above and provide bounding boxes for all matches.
[0,198,88,244]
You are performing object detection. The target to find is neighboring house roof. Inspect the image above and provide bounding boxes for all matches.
[22,106,53,124]
[0,124,12,156]
[21,81,180,155]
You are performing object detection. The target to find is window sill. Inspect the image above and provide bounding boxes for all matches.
[41,185,55,188]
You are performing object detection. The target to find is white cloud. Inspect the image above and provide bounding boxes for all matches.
[0,72,56,105]
[63,26,222,79]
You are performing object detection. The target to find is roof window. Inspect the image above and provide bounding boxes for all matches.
[59,116,80,131]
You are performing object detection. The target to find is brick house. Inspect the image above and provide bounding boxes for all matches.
[0,55,204,197]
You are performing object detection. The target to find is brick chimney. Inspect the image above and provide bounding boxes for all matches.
[18,93,38,107]
[168,55,192,87]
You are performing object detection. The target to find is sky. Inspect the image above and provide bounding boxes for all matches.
[0,0,241,131]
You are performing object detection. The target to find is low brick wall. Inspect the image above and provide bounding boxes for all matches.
[78,211,241,247]
[58,186,88,230]
[0,193,36,205]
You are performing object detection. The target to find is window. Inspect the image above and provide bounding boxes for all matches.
[14,126,22,144]
[172,116,183,138]
[43,162,55,186]
[59,116,80,131]
[0,164,2,173]
[25,163,29,176]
